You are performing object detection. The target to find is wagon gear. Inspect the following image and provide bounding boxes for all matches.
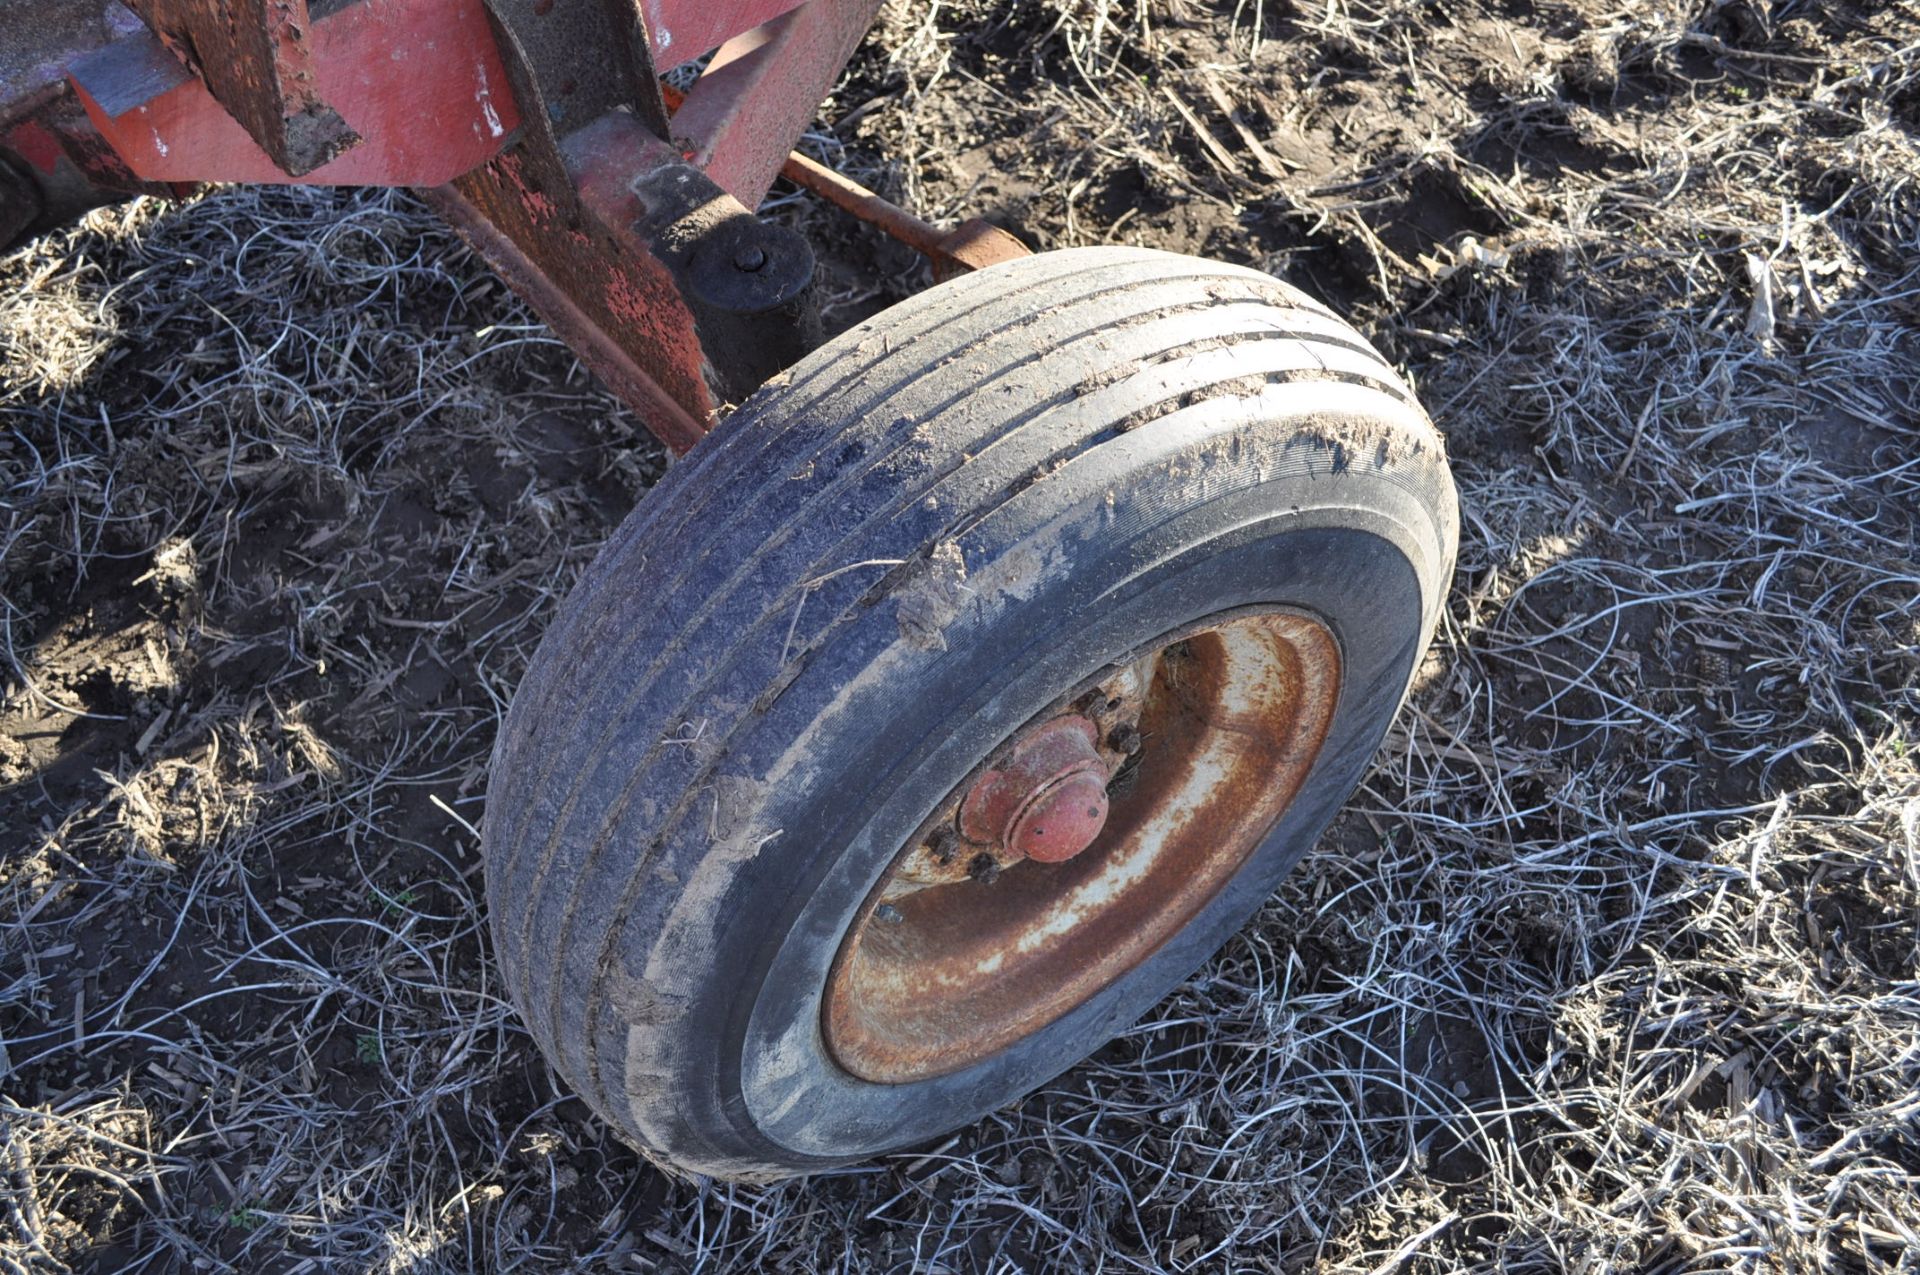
[1,0,1455,1178]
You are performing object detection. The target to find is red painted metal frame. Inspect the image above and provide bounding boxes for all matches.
[41,0,827,188]
[428,111,717,454]
[641,0,812,74]
[125,0,359,175]
[2,87,177,209]
[670,0,885,209]
[427,170,710,453]
[419,0,837,453]
[69,0,520,186]
[0,0,945,455]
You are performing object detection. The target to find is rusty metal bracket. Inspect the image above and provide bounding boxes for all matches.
[660,80,1032,281]
[125,0,359,176]
[483,0,671,139]
[626,156,821,402]
[601,0,674,139]
[671,0,886,209]
[779,151,1029,281]
[426,3,817,454]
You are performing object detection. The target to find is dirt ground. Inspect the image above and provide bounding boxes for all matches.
[3,0,1917,1270]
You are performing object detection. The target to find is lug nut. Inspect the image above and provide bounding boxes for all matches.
[875,903,905,924]
[968,853,1001,885]
[1107,723,1142,754]
[734,245,767,272]
[927,825,960,866]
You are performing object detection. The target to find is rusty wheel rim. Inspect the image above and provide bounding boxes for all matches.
[823,608,1342,1084]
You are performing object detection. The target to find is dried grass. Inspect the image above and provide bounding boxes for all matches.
[3,0,1917,1270]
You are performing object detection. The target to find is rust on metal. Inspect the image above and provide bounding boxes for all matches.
[777,151,1029,280]
[824,609,1343,1084]
[661,80,1032,280]
[485,0,667,138]
[927,215,1032,281]
[669,0,887,209]
[425,171,709,452]
[481,0,812,139]
[48,0,839,188]
[959,715,1111,864]
[430,114,717,454]
[125,0,359,176]
[425,2,718,452]
[428,0,819,454]
[68,0,518,186]
[15,0,872,444]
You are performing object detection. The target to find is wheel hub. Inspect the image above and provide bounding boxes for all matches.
[959,715,1112,863]
[823,608,1343,1084]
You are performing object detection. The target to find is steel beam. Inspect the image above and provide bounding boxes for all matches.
[125,0,359,176]
[68,0,519,186]
[671,0,886,209]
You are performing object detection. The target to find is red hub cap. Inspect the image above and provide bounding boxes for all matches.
[959,715,1110,863]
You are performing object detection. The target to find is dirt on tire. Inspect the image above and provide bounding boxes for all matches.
[2,0,1916,1270]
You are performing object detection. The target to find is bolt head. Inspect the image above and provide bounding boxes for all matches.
[733,245,768,272]
[927,825,960,865]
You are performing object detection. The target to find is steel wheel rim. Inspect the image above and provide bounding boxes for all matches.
[823,607,1342,1084]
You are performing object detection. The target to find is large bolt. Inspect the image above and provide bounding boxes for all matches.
[927,825,960,866]
[960,715,1113,865]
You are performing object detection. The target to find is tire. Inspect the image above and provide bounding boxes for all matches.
[482,246,1457,1179]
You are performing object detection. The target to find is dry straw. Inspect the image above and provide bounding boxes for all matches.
[2,0,1916,1269]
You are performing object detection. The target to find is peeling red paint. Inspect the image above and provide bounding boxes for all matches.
[603,270,657,329]
[68,0,517,185]
[4,119,64,174]
[494,152,557,225]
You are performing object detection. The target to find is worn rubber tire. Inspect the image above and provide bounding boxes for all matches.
[483,247,1458,1179]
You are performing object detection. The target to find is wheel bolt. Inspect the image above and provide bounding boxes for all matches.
[927,825,960,865]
